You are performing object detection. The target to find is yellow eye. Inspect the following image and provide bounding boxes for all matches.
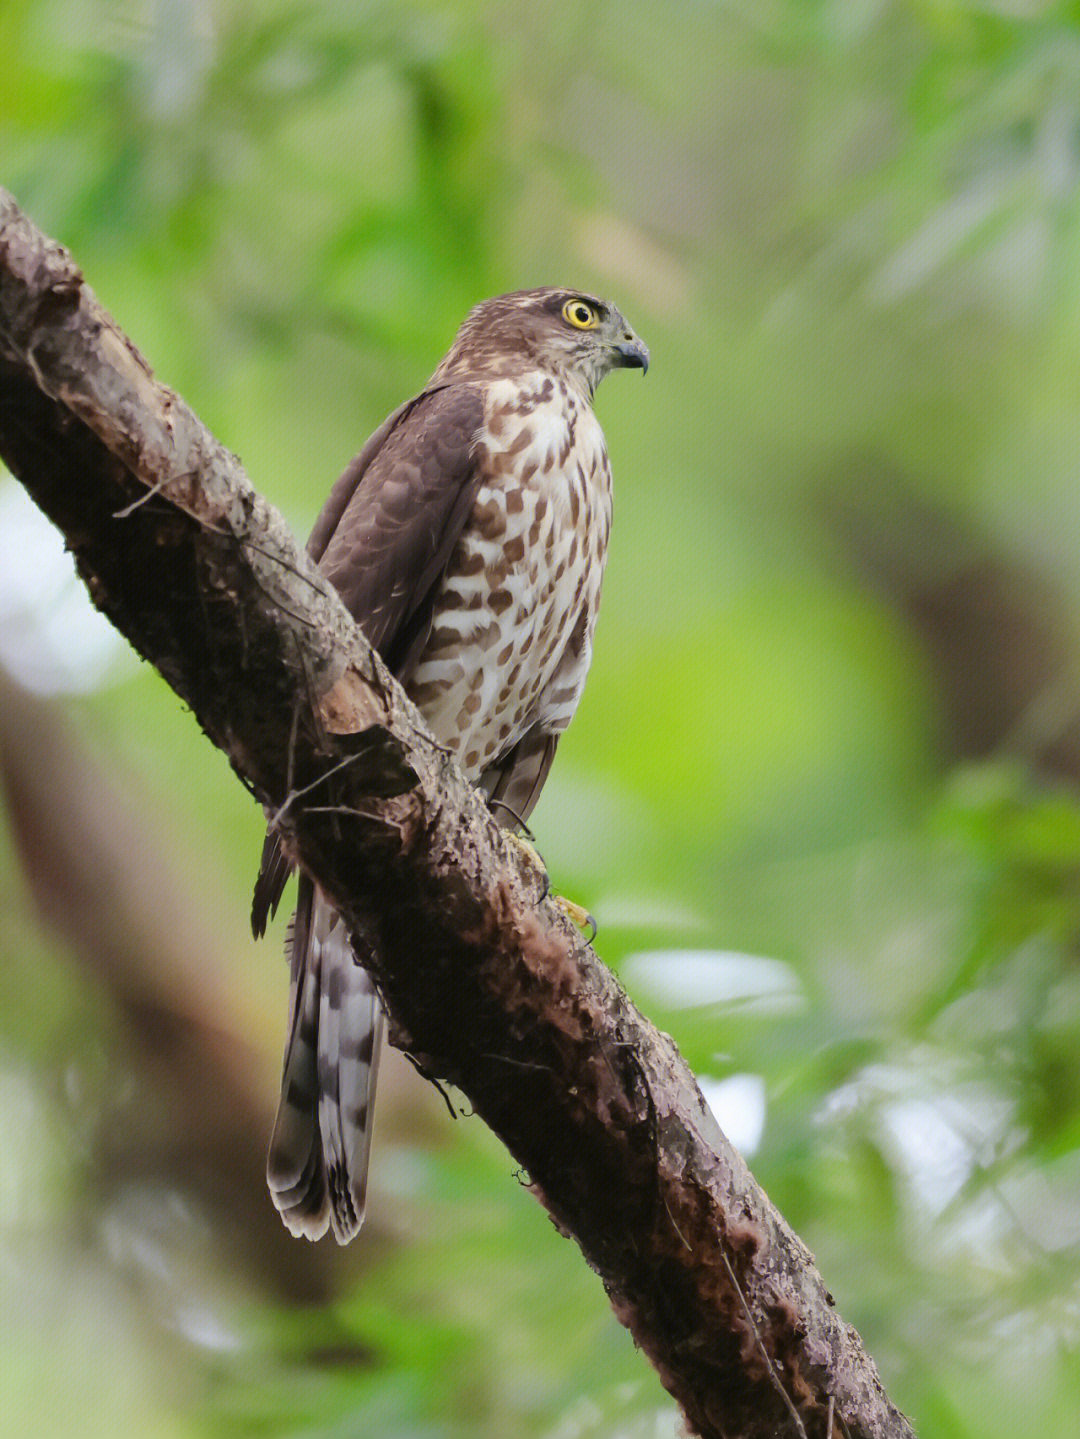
[562,298,599,330]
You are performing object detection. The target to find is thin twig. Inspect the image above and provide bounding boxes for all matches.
[720,1249,809,1439]
[663,1194,693,1251]
[401,1052,458,1118]
[304,803,385,822]
[268,751,362,832]
[112,474,172,517]
[242,535,327,594]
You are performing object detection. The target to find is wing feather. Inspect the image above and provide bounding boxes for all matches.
[251,382,487,936]
[316,383,486,669]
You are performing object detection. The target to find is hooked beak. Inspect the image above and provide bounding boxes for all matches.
[613,335,649,374]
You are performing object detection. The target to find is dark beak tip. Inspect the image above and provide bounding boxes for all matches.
[617,340,650,375]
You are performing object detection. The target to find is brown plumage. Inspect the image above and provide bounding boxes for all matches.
[252,288,648,1242]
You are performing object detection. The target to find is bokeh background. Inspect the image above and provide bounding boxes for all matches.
[4,2,1080,1435]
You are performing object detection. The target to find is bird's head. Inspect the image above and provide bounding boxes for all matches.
[432,288,649,398]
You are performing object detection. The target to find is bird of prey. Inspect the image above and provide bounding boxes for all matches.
[251,287,648,1243]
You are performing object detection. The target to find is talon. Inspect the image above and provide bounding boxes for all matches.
[504,833,592,935]
[552,894,597,941]
[489,798,535,841]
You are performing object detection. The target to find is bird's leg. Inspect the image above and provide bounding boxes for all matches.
[504,829,548,895]
[503,831,597,941]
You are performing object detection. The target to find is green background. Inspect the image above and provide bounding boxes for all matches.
[4,2,1080,1434]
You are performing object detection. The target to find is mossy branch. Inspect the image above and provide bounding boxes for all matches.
[0,189,914,1439]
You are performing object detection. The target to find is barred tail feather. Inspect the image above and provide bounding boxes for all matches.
[317,921,384,1239]
[266,877,383,1244]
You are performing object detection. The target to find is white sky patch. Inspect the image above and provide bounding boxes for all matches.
[821,1053,1020,1220]
[697,1072,767,1157]
[879,1093,986,1215]
[0,480,130,694]
[621,949,804,1016]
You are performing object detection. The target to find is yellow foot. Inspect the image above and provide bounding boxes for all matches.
[551,893,597,942]
[506,830,545,876]
[503,834,597,940]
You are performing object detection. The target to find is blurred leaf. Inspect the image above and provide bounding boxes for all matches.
[7,1,1080,1435]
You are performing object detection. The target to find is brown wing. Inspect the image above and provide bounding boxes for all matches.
[252,382,487,935]
[312,383,486,670]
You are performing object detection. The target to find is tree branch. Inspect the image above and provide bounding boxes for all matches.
[0,189,914,1439]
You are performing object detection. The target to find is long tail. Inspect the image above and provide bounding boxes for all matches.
[266,875,383,1243]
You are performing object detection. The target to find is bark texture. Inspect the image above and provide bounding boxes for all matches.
[0,189,915,1439]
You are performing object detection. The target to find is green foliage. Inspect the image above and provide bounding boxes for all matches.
[5,1,1080,1435]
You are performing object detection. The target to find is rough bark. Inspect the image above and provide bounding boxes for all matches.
[0,189,915,1439]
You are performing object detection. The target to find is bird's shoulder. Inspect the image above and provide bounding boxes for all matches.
[306,382,487,562]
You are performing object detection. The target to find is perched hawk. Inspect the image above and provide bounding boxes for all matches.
[252,288,648,1242]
